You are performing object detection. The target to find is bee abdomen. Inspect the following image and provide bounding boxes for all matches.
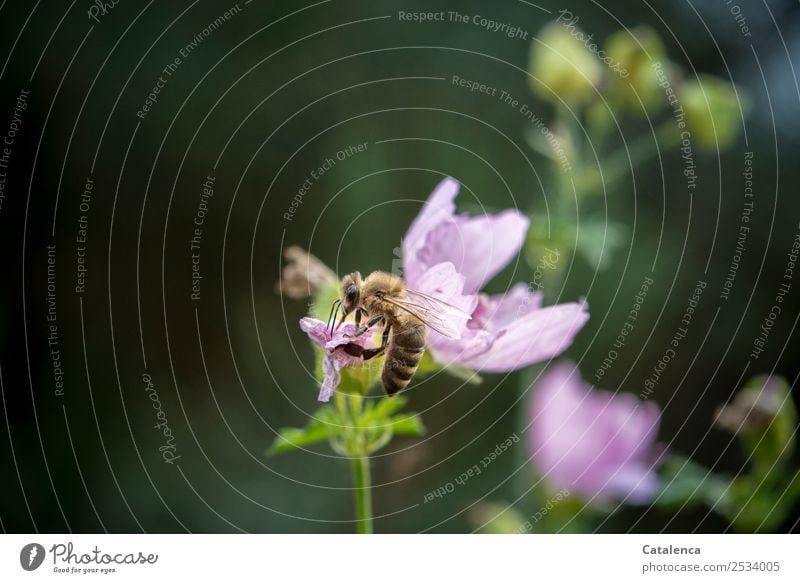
[382,320,426,396]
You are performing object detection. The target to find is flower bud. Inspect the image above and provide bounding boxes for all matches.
[604,26,668,115]
[715,375,796,469]
[681,75,747,151]
[468,501,526,534]
[529,22,602,105]
[275,246,337,300]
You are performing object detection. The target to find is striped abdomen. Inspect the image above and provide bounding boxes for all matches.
[382,314,427,395]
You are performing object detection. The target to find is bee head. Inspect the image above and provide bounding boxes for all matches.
[339,271,363,316]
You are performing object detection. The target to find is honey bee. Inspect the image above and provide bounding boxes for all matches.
[330,271,470,395]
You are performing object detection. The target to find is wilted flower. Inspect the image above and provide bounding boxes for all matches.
[715,374,796,469]
[277,246,337,299]
[715,375,786,434]
[528,20,602,105]
[529,361,662,504]
[403,178,589,372]
[299,317,375,402]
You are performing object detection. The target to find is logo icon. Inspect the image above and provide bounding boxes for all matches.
[20,543,46,571]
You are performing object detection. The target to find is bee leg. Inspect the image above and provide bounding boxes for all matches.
[360,346,385,361]
[352,315,384,337]
[360,322,392,361]
[340,343,385,361]
[341,321,391,360]
[380,321,392,348]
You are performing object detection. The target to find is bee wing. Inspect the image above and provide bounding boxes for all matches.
[382,289,471,339]
[404,289,473,320]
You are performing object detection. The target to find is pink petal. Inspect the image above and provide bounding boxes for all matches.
[605,464,661,504]
[299,317,374,402]
[414,262,478,318]
[470,283,543,333]
[529,361,662,504]
[324,323,368,352]
[428,328,495,366]
[403,178,460,286]
[299,317,330,348]
[460,301,589,372]
[319,356,340,402]
[421,210,530,295]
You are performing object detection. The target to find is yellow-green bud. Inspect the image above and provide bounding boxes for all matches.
[604,26,668,115]
[681,75,748,151]
[529,22,602,105]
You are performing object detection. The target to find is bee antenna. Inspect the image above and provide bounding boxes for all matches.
[327,299,341,335]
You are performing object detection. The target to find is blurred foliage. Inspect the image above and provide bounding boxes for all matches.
[525,19,749,282]
[657,375,800,532]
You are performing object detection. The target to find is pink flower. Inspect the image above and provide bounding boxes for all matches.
[403,178,589,372]
[529,361,662,504]
[299,317,375,402]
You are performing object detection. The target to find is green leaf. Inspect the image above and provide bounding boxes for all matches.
[388,413,426,437]
[574,218,627,270]
[361,395,408,424]
[267,407,340,456]
[364,427,394,454]
[656,455,731,510]
[725,468,800,532]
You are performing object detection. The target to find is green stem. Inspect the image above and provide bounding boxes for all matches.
[351,455,373,534]
[583,121,679,194]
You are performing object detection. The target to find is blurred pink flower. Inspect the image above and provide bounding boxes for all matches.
[529,361,662,504]
[299,317,374,402]
[403,177,589,372]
